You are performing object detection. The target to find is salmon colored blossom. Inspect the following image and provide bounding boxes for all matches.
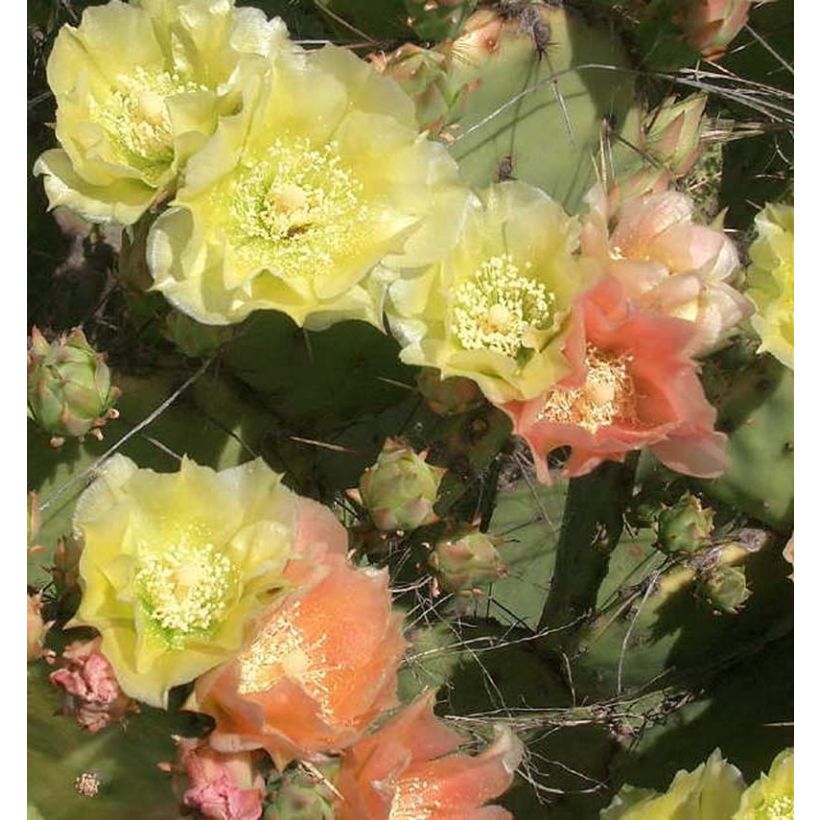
[187,552,407,768]
[174,737,264,820]
[581,185,751,352]
[50,637,138,732]
[500,278,728,482]
[335,690,524,820]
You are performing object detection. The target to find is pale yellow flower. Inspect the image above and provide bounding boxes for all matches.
[34,0,291,225]
[747,203,794,370]
[147,44,469,330]
[72,455,307,708]
[387,180,589,403]
[602,749,745,820]
[733,748,794,819]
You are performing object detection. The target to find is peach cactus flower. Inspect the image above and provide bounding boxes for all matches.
[50,637,138,732]
[187,551,407,768]
[174,738,264,820]
[581,185,751,352]
[336,690,524,820]
[500,278,728,482]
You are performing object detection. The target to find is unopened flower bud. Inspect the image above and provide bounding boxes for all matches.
[644,95,707,177]
[27,327,120,446]
[27,594,54,662]
[264,763,339,820]
[679,0,752,61]
[700,565,750,614]
[429,529,506,594]
[359,439,446,532]
[657,494,714,554]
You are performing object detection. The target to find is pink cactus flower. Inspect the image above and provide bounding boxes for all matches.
[50,637,136,732]
[187,534,407,769]
[336,690,524,819]
[176,738,264,820]
[499,278,728,483]
[581,185,751,352]
[680,0,753,60]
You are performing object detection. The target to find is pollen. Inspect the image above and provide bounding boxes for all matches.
[237,601,336,720]
[759,795,794,819]
[222,136,373,279]
[538,346,639,432]
[451,254,556,357]
[89,67,206,183]
[135,539,236,647]
[389,777,440,820]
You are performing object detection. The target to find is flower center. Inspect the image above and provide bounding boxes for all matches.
[451,254,556,357]
[223,137,372,278]
[388,778,439,820]
[135,540,236,647]
[538,346,638,432]
[237,601,335,719]
[90,68,206,183]
[756,794,793,819]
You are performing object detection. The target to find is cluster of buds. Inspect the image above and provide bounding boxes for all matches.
[49,637,138,732]
[27,327,120,448]
[357,438,446,532]
[429,526,507,596]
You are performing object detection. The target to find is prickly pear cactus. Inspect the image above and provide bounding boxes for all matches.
[27,0,792,818]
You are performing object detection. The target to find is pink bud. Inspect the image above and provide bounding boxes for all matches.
[50,637,137,732]
[175,738,264,820]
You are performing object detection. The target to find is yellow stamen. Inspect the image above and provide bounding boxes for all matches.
[538,346,638,432]
[451,254,556,357]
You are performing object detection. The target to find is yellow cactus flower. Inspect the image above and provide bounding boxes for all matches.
[34,0,292,225]
[147,44,469,330]
[602,749,745,819]
[733,748,794,819]
[387,181,589,403]
[71,455,310,708]
[747,203,794,370]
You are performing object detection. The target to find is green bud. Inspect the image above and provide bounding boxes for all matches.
[429,529,506,594]
[657,494,714,555]
[359,438,446,532]
[265,764,338,820]
[701,565,750,614]
[416,368,483,416]
[27,327,120,447]
[643,95,707,177]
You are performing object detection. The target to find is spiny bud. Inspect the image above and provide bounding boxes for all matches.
[359,438,446,532]
[700,564,750,614]
[643,95,707,178]
[27,327,120,447]
[264,763,339,820]
[657,493,714,555]
[429,528,506,595]
[417,369,483,416]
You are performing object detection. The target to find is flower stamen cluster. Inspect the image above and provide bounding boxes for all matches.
[89,68,205,184]
[237,601,335,719]
[538,346,638,432]
[223,137,372,277]
[135,538,237,647]
[451,254,555,357]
